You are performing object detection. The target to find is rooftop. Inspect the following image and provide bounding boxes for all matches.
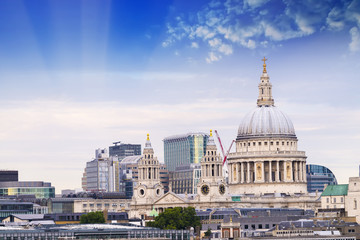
[321,184,348,196]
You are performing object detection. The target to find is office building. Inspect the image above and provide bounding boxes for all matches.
[0,201,34,220]
[109,141,141,160]
[306,164,338,193]
[163,132,209,171]
[85,148,119,192]
[0,170,18,182]
[170,163,201,194]
[0,181,55,199]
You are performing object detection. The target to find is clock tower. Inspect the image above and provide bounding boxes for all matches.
[132,134,164,205]
[197,130,229,202]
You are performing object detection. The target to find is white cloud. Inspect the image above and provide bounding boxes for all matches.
[191,42,199,48]
[206,52,222,63]
[194,26,216,39]
[326,7,345,30]
[294,14,315,35]
[209,38,222,47]
[349,27,360,52]
[244,0,269,9]
[218,43,233,55]
[164,0,360,61]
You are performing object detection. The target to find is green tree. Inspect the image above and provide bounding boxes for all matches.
[205,228,212,238]
[146,207,200,230]
[80,211,106,224]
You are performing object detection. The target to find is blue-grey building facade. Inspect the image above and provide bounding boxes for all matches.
[163,132,209,172]
[306,164,338,193]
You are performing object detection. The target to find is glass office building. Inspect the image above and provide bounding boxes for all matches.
[170,163,201,194]
[163,132,209,171]
[306,164,338,193]
[0,181,55,198]
[109,142,141,160]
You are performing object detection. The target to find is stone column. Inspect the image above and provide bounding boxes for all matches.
[262,161,265,183]
[303,161,307,182]
[269,161,272,182]
[283,161,286,182]
[228,163,232,183]
[241,162,244,183]
[276,161,280,182]
[247,162,250,183]
[237,163,241,183]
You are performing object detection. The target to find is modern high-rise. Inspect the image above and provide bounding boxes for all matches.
[306,164,338,193]
[169,163,201,194]
[85,149,119,192]
[109,141,141,160]
[163,133,209,171]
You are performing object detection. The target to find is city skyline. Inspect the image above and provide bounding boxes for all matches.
[0,0,359,192]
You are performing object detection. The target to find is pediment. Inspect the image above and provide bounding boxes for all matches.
[154,192,187,205]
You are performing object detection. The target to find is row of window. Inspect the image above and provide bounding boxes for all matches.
[326,197,344,203]
[82,203,126,208]
[240,141,296,147]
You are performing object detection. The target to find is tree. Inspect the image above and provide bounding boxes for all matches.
[80,211,106,224]
[204,228,212,239]
[146,207,200,230]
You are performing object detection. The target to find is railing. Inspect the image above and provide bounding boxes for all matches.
[228,150,306,158]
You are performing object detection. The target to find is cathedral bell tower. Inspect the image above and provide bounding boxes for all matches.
[133,134,164,205]
[197,130,228,202]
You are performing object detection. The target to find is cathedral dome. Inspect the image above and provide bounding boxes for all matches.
[237,106,296,140]
[236,57,297,140]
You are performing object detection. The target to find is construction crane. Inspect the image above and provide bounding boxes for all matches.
[214,130,234,166]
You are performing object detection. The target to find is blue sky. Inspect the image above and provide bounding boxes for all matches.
[0,0,359,192]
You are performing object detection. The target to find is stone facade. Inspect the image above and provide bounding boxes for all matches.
[346,177,360,223]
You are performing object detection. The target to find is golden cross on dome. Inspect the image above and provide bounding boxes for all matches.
[262,57,267,64]
[262,57,267,73]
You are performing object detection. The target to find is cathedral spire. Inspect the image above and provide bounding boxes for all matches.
[257,57,274,107]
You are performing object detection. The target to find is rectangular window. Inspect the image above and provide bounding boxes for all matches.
[276,142,279,145]
[253,142,256,146]
[264,142,267,146]
[258,142,261,146]
[82,204,87,208]
[270,142,273,145]
[341,197,344,203]
[327,198,329,203]
[244,225,248,229]
[334,198,336,203]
